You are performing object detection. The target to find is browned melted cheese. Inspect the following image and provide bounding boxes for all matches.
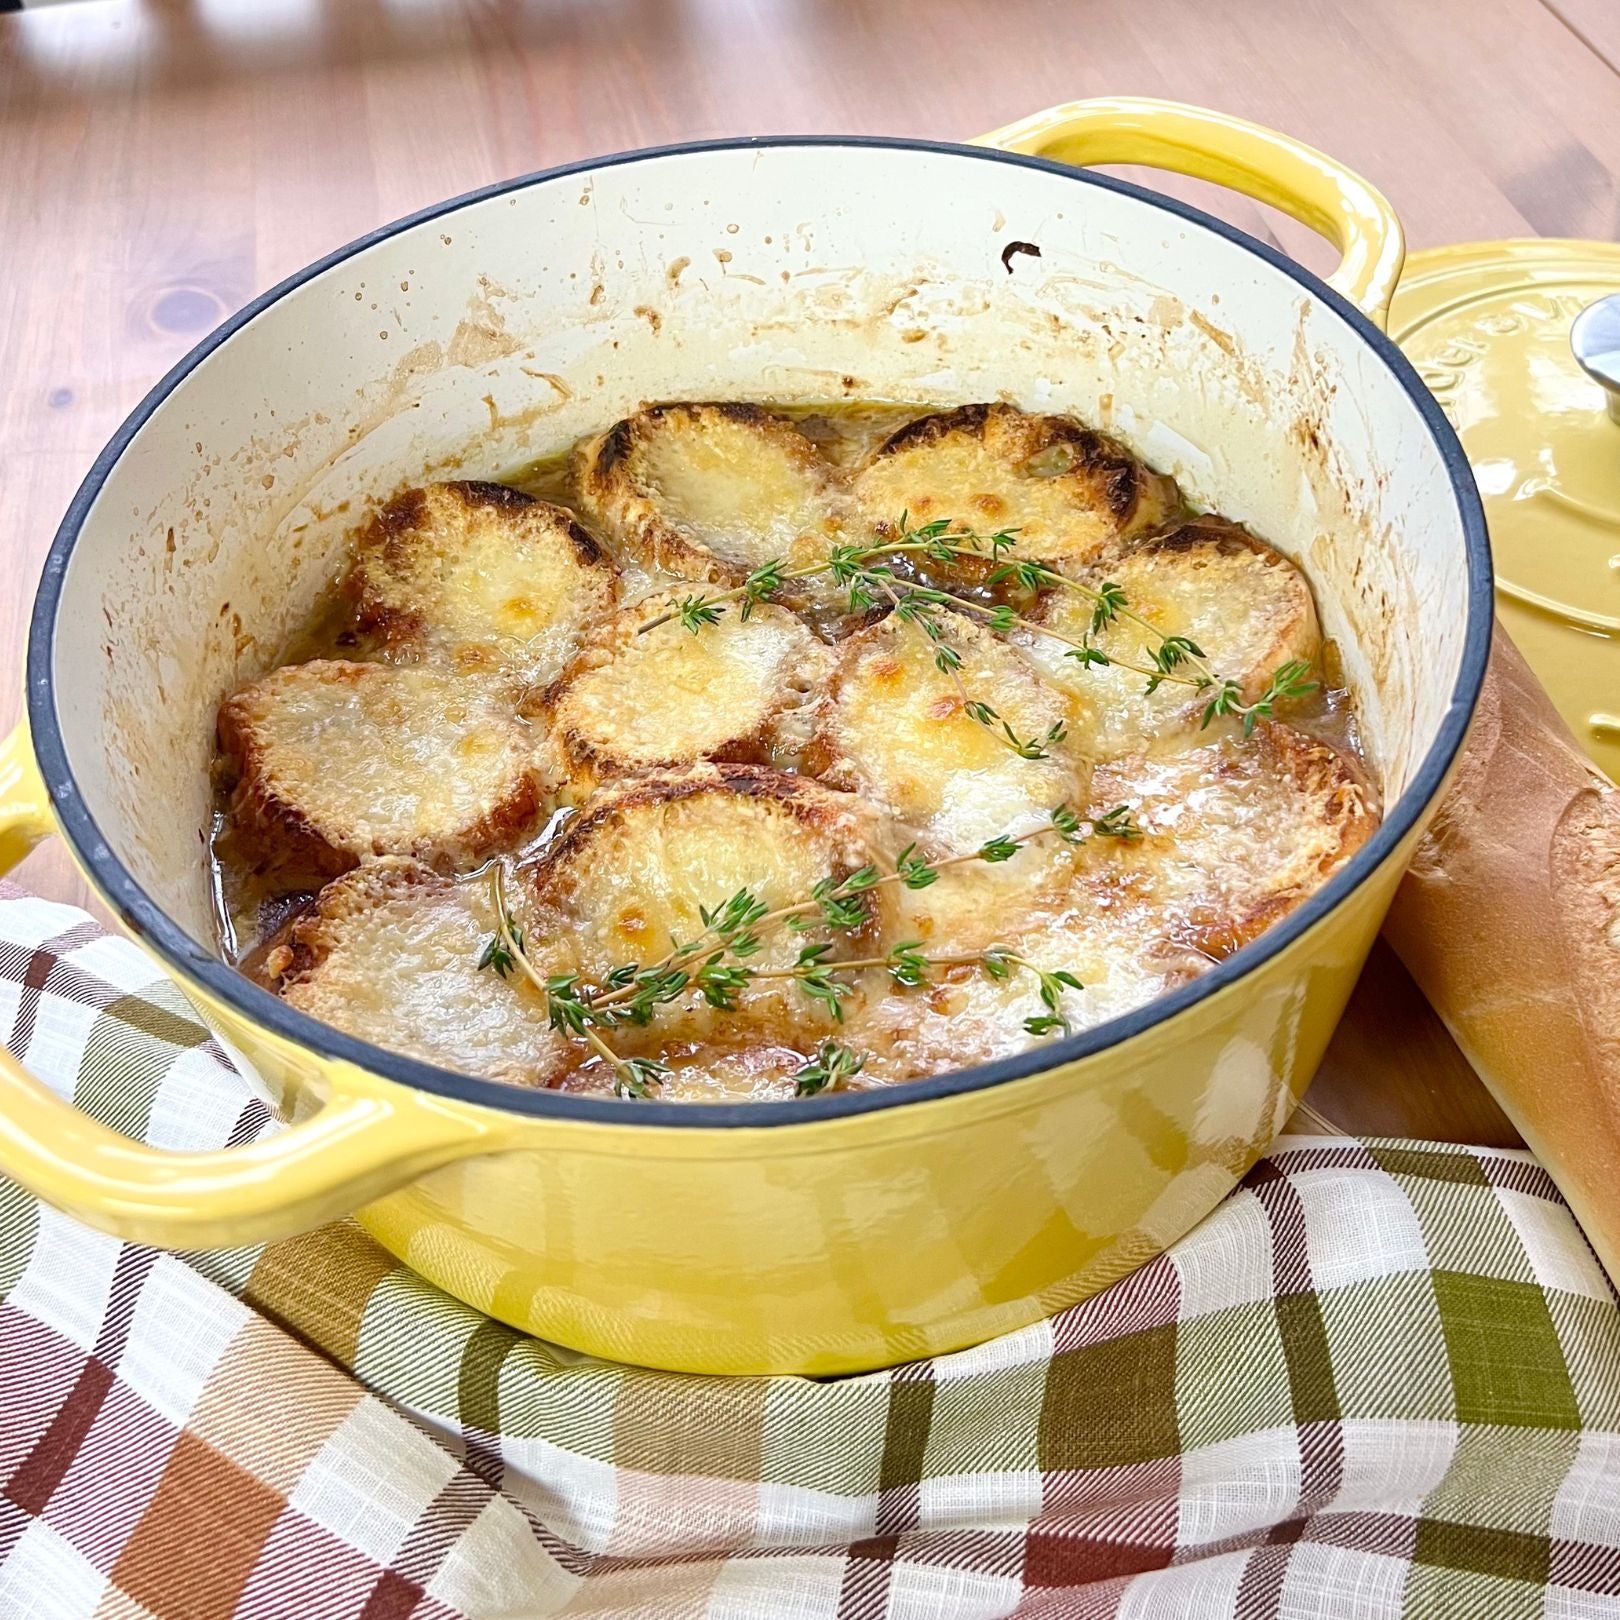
[211,401,1382,1101]
[852,403,1179,570]
[217,661,556,881]
[574,404,847,590]
[349,481,618,682]
[545,593,825,791]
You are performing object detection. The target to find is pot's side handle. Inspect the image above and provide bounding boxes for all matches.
[972,98,1405,330]
[0,716,55,871]
[0,718,511,1250]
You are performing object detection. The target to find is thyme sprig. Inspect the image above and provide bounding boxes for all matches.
[794,1040,866,1097]
[481,865,670,1098]
[647,515,1319,741]
[476,804,1141,1097]
[638,532,1074,759]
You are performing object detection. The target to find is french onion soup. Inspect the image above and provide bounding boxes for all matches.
[209,401,1379,1102]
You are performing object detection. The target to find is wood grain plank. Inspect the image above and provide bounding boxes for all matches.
[3,0,1614,1141]
[1540,0,1620,79]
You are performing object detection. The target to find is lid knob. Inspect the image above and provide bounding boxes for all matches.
[1572,293,1620,425]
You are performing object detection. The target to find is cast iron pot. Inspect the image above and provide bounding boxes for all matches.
[0,100,1489,1374]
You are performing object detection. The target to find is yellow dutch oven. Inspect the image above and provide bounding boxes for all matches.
[0,101,1489,1376]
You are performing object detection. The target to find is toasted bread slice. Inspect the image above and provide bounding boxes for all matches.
[349,481,619,680]
[543,592,826,790]
[554,1038,816,1103]
[807,607,1086,855]
[851,404,1179,568]
[851,723,1373,1078]
[1084,721,1378,958]
[1023,516,1321,758]
[849,903,1200,1083]
[522,764,892,1058]
[274,860,564,1085]
[218,661,554,880]
[572,403,845,590]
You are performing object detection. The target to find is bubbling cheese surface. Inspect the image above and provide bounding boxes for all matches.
[851,403,1178,567]
[575,403,845,582]
[277,860,565,1086]
[218,661,554,878]
[1022,517,1322,759]
[211,400,1381,1102]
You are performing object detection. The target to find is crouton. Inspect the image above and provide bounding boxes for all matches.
[544,593,825,789]
[806,606,1086,855]
[573,403,845,591]
[275,860,564,1085]
[218,661,554,879]
[349,481,619,680]
[1023,515,1320,757]
[851,403,1179,568]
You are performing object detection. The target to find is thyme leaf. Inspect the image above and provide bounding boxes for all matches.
[794,1040,866,1097]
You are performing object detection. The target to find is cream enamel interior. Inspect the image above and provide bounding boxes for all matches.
[51,143,1459,954]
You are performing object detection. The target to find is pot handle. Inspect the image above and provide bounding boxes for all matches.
[0,717,510,1249]
[973,98,1405,330]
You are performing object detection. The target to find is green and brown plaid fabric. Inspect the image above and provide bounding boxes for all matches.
[1,882,1618,1619]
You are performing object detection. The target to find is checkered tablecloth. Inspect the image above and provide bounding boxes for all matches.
[1,883,1618,1618]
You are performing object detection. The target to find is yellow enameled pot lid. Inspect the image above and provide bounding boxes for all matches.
[1391,239,1620,782]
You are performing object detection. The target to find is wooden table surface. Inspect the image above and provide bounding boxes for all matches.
[5,0,1611,1146]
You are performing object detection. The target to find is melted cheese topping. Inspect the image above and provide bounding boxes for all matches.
[1087,723,1376,955]
[851,904,1191,1082]
[281,862,563,1085]
[578,405,844,584]
[547,597,824,785]
[228,402,1382,1104]
[526,768,889,1058]
[1022,520,1321,758]
[638,416,831,567]
[852,404,1177,564]
[814,610,1085,854]
[223,662,552,869]
[352,484,616,681]
[534,772,871,970]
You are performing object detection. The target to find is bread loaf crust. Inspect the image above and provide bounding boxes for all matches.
[1385,629,1620,1286]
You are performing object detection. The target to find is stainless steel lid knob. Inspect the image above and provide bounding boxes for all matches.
[1572,292,1620,425]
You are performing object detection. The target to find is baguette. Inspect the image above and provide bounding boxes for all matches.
[1022,516,1320,759]
[1383,629,1620,1284]
[218,661,554,879]
[806,606,1085,855]
[544,592,825,789]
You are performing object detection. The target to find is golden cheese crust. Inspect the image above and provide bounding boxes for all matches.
[214,402,1386,1104]
[806,607,1087,856]
[851,403,1180,567]
[847,723,1374,1081]
[848,903,1200,1084]
[555,1039,813,1104]
[573,403,845,590]
[521,764,892,1057]
[348,481,619,681]
[218,661,554,880]
[543,592,826,790]
[1024,516,1321,758]
[1085,721,1379,959]
[275,859,563,1085]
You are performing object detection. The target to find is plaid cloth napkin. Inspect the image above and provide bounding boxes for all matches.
[1,883,1619,1619]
